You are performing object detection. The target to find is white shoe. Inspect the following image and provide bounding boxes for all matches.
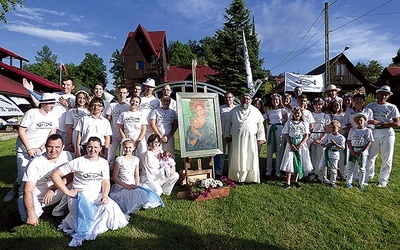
[3,190,16,202]
[378,182,387,188]
[363,182,369,186]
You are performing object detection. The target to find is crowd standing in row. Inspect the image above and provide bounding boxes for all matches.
[2,77,399,245]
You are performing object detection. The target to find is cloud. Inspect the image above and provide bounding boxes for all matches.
[6,24,101,46]
[13,7,81,23]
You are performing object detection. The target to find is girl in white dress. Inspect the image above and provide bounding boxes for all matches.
[265,93,287,177]
[280,106,313,189]
[109,139,163,215]
[65,90,90,156]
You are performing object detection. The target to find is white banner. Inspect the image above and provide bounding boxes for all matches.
[0,94,24,117]
[284,72,325,92]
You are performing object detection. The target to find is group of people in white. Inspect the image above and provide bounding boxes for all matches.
[3,77,179,246]
[225,84,399,191]
[2,75,399,245]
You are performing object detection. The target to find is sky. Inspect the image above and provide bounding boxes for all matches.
[1,0,400,89]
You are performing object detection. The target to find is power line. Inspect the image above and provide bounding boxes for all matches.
[330,0,395,33]
[269,8,324,71]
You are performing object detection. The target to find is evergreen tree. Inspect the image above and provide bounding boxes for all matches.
[24,45,59,83]
[109,49,124,88]
[356,60,384,83]
[207,0,266,96]
[78,53,107,90]
[168,41,196,66]
[390,48,400,66]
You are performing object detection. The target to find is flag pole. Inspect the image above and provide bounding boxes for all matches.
[59,61,62,85]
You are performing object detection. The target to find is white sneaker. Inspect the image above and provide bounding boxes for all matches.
[3,190,16,202]
[378,182,387,188]
[363,182,369,186]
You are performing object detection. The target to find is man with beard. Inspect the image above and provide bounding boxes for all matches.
[224,93,266,183]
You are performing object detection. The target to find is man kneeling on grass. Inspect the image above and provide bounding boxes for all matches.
[17,134,73,226]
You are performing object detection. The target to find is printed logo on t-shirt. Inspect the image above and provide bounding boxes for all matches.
[82,172,103,181]
[36,121,53,129]
[141,103,155,110]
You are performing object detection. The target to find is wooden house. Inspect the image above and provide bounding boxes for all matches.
[121,24,169,93]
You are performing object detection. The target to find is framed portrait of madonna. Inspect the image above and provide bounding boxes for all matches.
[176,92,223,158]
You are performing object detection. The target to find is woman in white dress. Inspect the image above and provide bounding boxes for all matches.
[51,136,128,247]
[109,139,163,215]
[280,106,313,189]
[265,93,288,177]
[140,134,179,196]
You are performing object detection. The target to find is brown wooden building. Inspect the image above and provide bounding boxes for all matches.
[306,53,372,93]
[121,24,169,93]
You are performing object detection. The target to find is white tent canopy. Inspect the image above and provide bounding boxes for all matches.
[0,94,24,117]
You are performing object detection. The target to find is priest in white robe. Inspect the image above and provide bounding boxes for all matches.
[224,93,266,183]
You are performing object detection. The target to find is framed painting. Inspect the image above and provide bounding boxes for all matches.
[176,92,223,158]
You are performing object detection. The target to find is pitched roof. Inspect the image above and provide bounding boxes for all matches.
[122,24,166,58]
[0,61,62,91]
[165,65,218,83]
[385,67,400,77]
[0,47,29,62]
[0,74,30,97]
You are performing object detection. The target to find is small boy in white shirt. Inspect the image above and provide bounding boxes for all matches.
[318,120,346,188]
[347,113,374,190]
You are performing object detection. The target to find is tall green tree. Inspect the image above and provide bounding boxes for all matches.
[168,41,196,66]
[78,53,107,90]
[1,0,23,24]
[356,60,384,83]
[207,0,266,96]
[109,49,124,88]
[390,48,400,66]
[24,45,59,83]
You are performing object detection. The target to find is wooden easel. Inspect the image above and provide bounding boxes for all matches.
[179,59,215,185]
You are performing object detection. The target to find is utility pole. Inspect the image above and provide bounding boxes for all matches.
[325,2,330,87]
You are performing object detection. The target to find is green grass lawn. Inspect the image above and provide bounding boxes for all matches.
[0,132,399,250]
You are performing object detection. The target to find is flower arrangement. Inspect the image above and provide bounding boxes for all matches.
[187,176,236,200]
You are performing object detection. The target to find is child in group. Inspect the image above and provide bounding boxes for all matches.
[310,98,330,181]
[280,106,313,190]
[317,120,346,188]
[346,113,374,190]
[159,150,176,179]
[109,138,163,216]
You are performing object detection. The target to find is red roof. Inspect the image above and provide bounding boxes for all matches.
[386,67,400,77]
[0,61,62,91]
[122,24,166,59]
[165,65,218,83]
[0,74,30,97]
[0,47,29,62]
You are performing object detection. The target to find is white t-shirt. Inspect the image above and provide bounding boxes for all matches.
[65,108,90,129]
[320,133,346,160]
[51,92,75,133]
[220,104,235,133]
[169,98,177,112]
[347,127,374,155]
[22,151,72,199]
[343,108,374,129]
[17,108,58,151]
[282,120,310,137]
[149,107,177,136]
[106,102,130,135]
[58,155,109,197]
[366,102,400,124]
[74,115,112,146]
[266,108,286,124]
[312,112,330,133]
[140,96,161,124]
[117,110,146,139]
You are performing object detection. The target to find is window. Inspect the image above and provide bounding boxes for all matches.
[336,64,346,76]
[136,61,144,70]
